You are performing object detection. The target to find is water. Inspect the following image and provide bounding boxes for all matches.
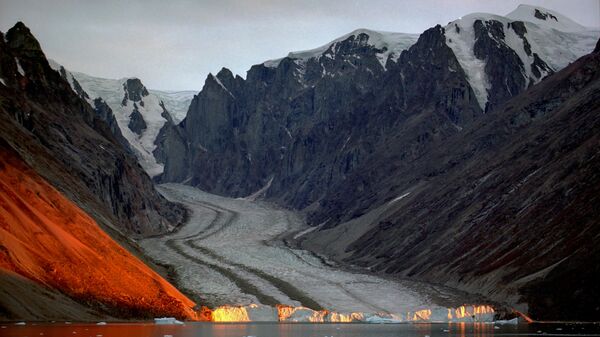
[1,322,599,337]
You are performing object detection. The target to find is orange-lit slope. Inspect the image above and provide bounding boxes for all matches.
[0,147,197,320]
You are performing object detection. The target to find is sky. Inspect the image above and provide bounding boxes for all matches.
[1,0,599,91]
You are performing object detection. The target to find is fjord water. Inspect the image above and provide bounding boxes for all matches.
[2,323,599,337]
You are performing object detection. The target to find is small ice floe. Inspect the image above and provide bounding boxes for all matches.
[96,322,107,325]
[65,321,72,324]
[15,322,26,325]
[154,317,184,325]
[365,315,401,324]
[495,317,519,325]
[556,328,563,331]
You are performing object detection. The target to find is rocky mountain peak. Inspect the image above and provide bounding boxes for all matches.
[122,78,149,104]
[5,22,44,58]
[215,67,236,89]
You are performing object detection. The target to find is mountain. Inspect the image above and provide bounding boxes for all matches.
[158,5,597,202]
[47,62,195,177]
[155,5,600,319]
[0,141,197,320]
[0,22,193,319]
[303,40,600,321]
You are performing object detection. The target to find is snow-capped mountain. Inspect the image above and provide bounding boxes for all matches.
[445,4,599,110]
[48,61,194,177]
[264,28,420,69]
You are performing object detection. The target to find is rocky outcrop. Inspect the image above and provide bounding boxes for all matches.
[0,22,185,236]
[92,97,131,151]
[122,78,149,104]
[128,103,147,134]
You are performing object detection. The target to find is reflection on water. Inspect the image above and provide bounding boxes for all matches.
[1,322,598,337]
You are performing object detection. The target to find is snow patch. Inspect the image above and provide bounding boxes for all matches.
[15,57,25,76]
[210,73,235,98]
[389,192,411,204]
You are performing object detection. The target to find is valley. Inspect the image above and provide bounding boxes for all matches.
[140,184,492,322]
[1,2,599,324]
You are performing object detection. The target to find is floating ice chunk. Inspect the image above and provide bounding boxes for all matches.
[154,317,184,325]
[495,317,519,325]
[15,322,26,325]
[96,322,107,325]
[365,315,401,324]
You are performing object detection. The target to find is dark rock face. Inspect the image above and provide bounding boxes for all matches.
[160,26,481,212]
[0,22,185,236]
[154,101,190,182]
[122,78,149,104]
[128,103,147,134]
[92,98,131,151]
[59,66,90,100]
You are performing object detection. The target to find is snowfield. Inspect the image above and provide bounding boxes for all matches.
[140,184,494,322]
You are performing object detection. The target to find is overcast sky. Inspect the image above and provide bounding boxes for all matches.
[1,0,598,90]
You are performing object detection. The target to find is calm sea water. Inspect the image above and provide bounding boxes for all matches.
[1,322,599,337]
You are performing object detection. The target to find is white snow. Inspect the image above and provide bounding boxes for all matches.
[148,89,195,123]
[47,60,197,177]
[444,9,599,109]
[15,57,25,76]
[71,71,169,177]
[293,222,325,240]
[47,60,197,176]
[506,4,589,32]
[264,29,418,69]
[445,14,494,109]
[389,192,411,204]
